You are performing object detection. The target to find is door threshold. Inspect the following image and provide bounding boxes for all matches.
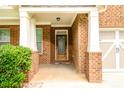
[55,61,71,65]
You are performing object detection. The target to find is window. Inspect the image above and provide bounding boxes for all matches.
[36,28,43,53]
[0,28,10,46]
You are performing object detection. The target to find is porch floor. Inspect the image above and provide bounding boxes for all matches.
[25,64,124,88]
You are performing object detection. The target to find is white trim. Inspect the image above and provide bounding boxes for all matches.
[0,22,74,27]
[100,40,115,43]
[55,30,69,61]
[0,17,19,20]
[0,21,19,25]
[87,9,101,52]
[0,5,15,9]
[20,7,97,13]
[30,19,38,52]
[100,28,124,31]
[103,69,124,73]
[0,22,50,25]
[115,31,120,70]
[19,10,31,48]
[36,22,51,25]
[51,25,71,27]
[120,40,124,42]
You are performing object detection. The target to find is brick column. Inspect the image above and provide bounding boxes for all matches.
[86,9,102,82]
[26,52,39,82]
[86,52,102,82]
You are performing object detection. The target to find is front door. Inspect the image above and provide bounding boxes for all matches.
[55,30,68,61]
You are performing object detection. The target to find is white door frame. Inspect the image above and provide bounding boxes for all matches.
[100,29,124,72]
[55,30,69,61]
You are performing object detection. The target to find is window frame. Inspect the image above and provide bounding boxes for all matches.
[36,28,43,54]
[0,28,10,45]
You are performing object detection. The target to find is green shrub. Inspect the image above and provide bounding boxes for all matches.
[0,44,31,88]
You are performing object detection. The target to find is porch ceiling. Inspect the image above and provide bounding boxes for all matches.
[33,13,77,27]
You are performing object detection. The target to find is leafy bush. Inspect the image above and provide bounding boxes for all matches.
[0,44,31,88]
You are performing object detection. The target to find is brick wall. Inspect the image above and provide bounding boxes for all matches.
[71,14,88,73]
[0,25,19,45]
[99,5,124,28]
[71,15,79,71]
[78,14,88,73]
[36,25,51,64]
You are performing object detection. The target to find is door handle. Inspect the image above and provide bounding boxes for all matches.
[116,48,120,53]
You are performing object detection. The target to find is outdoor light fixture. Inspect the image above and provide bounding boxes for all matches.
[56,17,61,21]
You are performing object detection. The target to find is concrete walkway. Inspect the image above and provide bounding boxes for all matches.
[26,64,124,88]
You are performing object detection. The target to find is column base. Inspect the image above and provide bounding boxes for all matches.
[25,51,39,82]
[86,52,102,82]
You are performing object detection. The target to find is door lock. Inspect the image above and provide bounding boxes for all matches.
[116,48,120,53]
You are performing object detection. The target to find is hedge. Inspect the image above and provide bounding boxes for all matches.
[0,44,31,88]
